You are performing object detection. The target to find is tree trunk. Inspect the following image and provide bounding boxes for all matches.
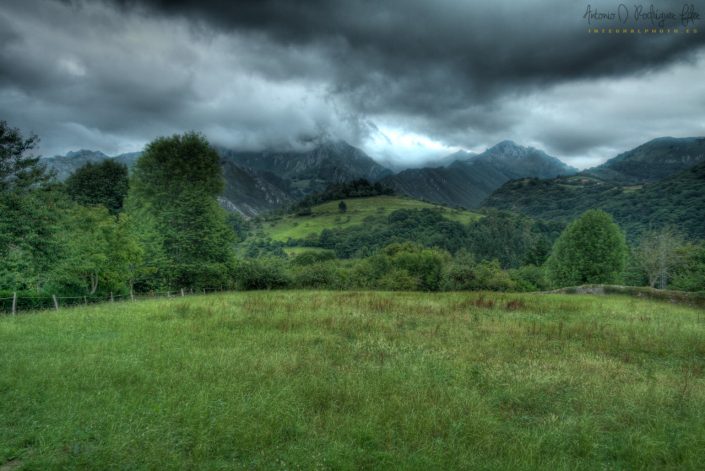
[90,272,98,295]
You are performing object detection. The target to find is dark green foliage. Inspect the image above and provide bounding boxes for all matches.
[485,161,705,240]
[290,250,336,266]
[379,243,450,291]
[47,205,140,296]
[0,123,60,290]
[0,120,52,194]
[671,243,705,292]
[293,179,394,211]
[546,210,628,287]
[442,251,516,291]
[235,258,291,290]
[296,205,312,216]
[590,136,705,183]
[291,261,343,289]
[65,160,129,214]
[466,210,560,268]
[227,212,251,242]
[318,208,469,258]
[508,265,550,292]
[239,237,287,258]
[0,190,64,290]
[310,208,558,269]
[128,132,235,289]
[132,132,224,201]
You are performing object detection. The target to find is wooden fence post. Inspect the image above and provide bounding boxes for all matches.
[181,288,185,297]
[12,292,17,315]
[110,292,114,302]
[52,295,59,311]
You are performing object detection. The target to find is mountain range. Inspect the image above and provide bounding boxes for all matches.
[41,136,705,228]
[381,141,577,208]
[484,137,705,239]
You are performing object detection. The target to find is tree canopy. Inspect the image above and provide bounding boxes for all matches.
[65,160,129,214]
[0,120,52,194]
[127,132,235,288]
[546,210,628,287]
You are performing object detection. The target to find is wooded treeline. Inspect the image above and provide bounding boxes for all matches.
[1,121,704,304]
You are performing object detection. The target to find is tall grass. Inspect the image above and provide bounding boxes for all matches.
[1,291,704,469]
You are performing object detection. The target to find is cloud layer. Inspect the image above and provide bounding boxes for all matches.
[1,0,704,167]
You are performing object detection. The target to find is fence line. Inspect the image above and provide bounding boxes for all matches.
[0,286,232,315]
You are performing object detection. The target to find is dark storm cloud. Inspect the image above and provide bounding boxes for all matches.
[1,0,704,165]
[108,0,705,106]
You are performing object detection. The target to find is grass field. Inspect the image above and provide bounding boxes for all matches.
[1,291,705,469]
[258,195,481,241]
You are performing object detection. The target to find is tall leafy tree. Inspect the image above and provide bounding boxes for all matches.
[546,210,628,287]
[128,132,235,288]
[65,160,129,214]
[49,205,141,295]
[0,121,59,290]
[0,120,52,194]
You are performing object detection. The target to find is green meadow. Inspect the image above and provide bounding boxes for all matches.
[258,195,481,241]
[1,291,705,470]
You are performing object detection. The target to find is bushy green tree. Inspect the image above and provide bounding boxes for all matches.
[442,250,477,290]
[128,132,235,289]
[290,250,336,266]
[291,261,343,289]
[65,160,129,214]
[442,251,515,291]
[0,121,59,290]
[0,120,52,194]
[546,210,628,287]
[48,205,140,295]
[236,258,291,290]
[671,243,705,292]
[508,265,549,292]
[380,242,450,291]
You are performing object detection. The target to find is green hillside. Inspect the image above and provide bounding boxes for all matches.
[258,195,481,241]
[2,291,704,469]
[484,161,705,240]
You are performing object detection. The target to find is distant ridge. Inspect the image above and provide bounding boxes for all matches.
[484,137,705,239]
[382,141,577,208]
[42,139,393,217]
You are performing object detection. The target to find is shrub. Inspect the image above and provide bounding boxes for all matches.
[546,210,628,287]
[290,250,336,266]
[236,258,291,290]
[378,268,419,291]
[508,265,550,292]
[291,261,342,289]
[442,250,477,291]
[473,260,515,291]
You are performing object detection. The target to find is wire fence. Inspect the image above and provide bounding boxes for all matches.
[0,286,231,315]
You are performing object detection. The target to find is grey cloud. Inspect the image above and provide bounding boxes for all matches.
[0,0,704,166]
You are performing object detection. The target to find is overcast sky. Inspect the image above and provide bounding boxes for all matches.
[1,0,704,168]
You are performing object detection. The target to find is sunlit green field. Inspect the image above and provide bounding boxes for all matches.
[2,291,704,469]
[259,195,481,241]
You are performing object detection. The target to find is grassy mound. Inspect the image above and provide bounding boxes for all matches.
[259,195,481,241]
[2,291,704,469]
